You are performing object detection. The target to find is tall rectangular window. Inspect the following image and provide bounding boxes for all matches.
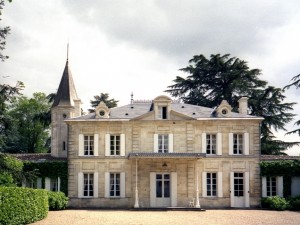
[233,134,243,155]
[207,173,217,196]
[50,178,58,191]
[83,173,94,197]
[84,135,94,156]
[206,134,216,154]
[266,177,277,197]
[158,134,169,153]
[110,173,120,197]
[110,135,120,155]
[234,173,244,197]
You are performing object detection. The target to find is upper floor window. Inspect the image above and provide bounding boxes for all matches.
[110,135,120,156]
[233,134,243,155]
[84,135,94,156]
[158,106,167,119]
[158,134,169,153]
[206,134,216,154]
[154,134,173,153]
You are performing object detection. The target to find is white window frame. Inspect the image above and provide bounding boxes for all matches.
[105,134,125,156]
[78,172,98,198]
[202,172,223,197]
[262,176,283,197]
[158,106,167,119]
[154,134,173,153]
[84,135,94,156]
[79,134,99,156]
[229,133,249,155]
[206,134,217,155]
[105,172,125,198]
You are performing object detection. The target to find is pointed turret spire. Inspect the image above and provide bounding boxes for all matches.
[52,45,80,108]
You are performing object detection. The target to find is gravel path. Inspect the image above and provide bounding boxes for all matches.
[30,209,300,225]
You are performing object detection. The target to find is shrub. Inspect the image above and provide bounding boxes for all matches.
[288,195,300,211]
[261,196,289,211]
[0,187,48,225]
[47,191,69,210]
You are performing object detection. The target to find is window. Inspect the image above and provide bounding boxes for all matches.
[158,134,169,153]
[63,141,66,151]
[156,174,170,198]
[206,134,216,154]
[50,178,59,191]
[84,135,94,156]
[234,173,244,197]
[266,177,277,197]
[158,106,167,119]
[262,176,283,197]
[207,173,217,196]
[110,173,121,197]
[83,173,94,197]
[233,134,243,154]
[110,135,120,155]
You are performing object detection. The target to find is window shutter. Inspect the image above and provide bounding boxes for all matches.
[217,172,223,197]
[94,172,99,198]
[171,172,177,207]
[262,176,267,197]
[45,177,51,190]
[37,178,42,189]
[217,133,222,155]
[277,176,283,197]
[150,172,156,207]
[120,172,126,198]
[154,134,158,153]
[245,172,250,207]
[230,172,234,207]
[228,133,233,155]
[94,134,99,156]
[105,134,110,156]
[169,134,174,153]
[202,172,207,197]
[201,133,206,154]
[78,173,83,198]
[105,172,110,198]
[79,134,84,156]
[244,133,249,155]
[57,177,61,192]
[120,134,126,156]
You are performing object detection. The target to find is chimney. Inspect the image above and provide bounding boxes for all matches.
[238,97,248,115]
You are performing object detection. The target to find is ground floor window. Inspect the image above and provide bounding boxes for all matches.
[110,173,120,197]
[262,176,283,197]
[156,174,170,198]
[207,173,217,197]
[83,173,94,197]
[266,177,277,197]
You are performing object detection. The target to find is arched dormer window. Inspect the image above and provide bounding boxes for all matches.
[153,95,172,120]
[95,101,110,118]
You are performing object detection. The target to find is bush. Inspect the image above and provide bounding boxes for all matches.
[288,195,300,211]
[261,196,289,211]
[47,191,69,210]
[0,187,48,225]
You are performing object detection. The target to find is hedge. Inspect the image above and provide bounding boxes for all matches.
[47,191,69,210]
[0,187,48,225]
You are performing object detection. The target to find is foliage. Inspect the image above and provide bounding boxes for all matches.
[23,160,68,194]
[0,0,12,62]
[0,153,23,186]
[5,92,51,153]
[288,195,300,211]
[0,187,48,225]
[89,93,118,113]
[261,196,289,211]
[47,191,69,210]
[166,54,297,154]
[284,73,300,136]
[260,160,300,177]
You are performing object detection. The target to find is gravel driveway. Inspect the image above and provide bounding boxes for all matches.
[30,209,300,225]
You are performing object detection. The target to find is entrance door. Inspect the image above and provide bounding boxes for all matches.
[150,172,177,207]
[230,172,250,207]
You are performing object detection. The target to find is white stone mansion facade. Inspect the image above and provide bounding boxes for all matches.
[51,58,263,208]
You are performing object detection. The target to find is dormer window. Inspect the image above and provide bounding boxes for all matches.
[95,101,110,119]
[159,106,167,119]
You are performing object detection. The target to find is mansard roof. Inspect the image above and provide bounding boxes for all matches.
[52,60,80,108]
[67,101,262,121]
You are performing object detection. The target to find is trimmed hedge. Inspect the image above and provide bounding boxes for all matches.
[0,187,48,225]
[47,191,69,210]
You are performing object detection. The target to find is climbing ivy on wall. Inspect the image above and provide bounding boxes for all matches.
[23,161,68,195]
[260,160,300,197]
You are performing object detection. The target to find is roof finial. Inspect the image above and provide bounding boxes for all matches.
[131,92,134,104]
[67,42,69,61]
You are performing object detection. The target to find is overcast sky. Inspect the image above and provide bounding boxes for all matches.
[1,0,300,155]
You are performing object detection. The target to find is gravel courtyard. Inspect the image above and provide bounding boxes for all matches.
[30,209,300,225]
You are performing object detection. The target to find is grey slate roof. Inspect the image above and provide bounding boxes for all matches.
[261,155,300,161]
[11,153,66,162]
[69,102,260,121]
[52,60,80,108]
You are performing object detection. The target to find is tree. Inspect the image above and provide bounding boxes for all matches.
[5,92,51,153]
[166,54,297,154]
[284,73,300,136]
[89,93,118,113]
[0,0,12,62]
